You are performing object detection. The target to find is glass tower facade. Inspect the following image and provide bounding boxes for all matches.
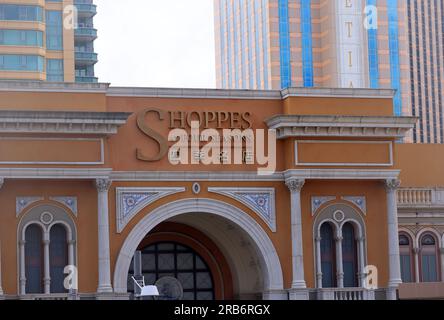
[215,0,444,143]
[0,0,98,83]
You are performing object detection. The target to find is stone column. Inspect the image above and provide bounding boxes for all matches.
[335,236,344,288]
[385,179,402,300]
[95,178,113,294]
[43,238,51,294]
[285,178,308,300]
[0,179,3,297]
[19,240,26,295]
[440,248,444,282]
[357,237,366,287]
[413,247,420,283]
[315,236,323,288]
[68,240,75,267]
[0,241,3,297]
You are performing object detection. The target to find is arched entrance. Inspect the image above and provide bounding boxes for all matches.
[127,222,233,300]
[113,198,285,300]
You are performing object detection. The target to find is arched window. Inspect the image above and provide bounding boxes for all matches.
[49,224,68,293]
[342,223,358,287]
[420,234,440,282]
[320,223,336,288]
[25,224,43,294]
[399,233,414,283]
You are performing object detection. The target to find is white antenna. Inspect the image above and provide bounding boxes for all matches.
[132,276,159,298]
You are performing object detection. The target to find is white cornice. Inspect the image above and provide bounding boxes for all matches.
[0,110,131,135]
[0,81,109,93]
[0,169,402,181]
[106,87,282,100]
[0,81,396,100]
[265,115,417,138]
[110,171,284,181]
[0,168,112,179]
[284,169,401,180]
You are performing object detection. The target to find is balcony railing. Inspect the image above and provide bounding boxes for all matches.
[75,51,98,64]
[397,188,444,207]
[75,76,98,83]
[316,288,375,301]
[74,27,97,39]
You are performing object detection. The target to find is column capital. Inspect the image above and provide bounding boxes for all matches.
[95,178,112,193]
[285,178,305,192]
[68,240,77,246]
[0,178,4,189]
[413,247,420,254]
[315,236,322,242]
[385,179,401,191]
[440,248,444,254]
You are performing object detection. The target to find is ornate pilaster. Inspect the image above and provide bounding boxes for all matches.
[285,178,308,300]
[413,247,420,283]
[43,239,51,294]
[385,179,402,300]
[19,240,26,295]
[95,178,113,294]
[440,248,444,283]
[335,236,344,288]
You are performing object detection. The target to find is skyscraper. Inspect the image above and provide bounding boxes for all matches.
[214,0,444,143]
[0,0,98,83]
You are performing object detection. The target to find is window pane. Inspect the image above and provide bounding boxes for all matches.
[49,224,68,293]
[320,223,336,288]
[25,224,43,294]
[342,223,358,287]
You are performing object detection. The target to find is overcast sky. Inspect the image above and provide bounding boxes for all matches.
[94,0,216,88]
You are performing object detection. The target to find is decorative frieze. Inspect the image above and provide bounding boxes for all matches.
[16,197,44,217]
[116,187,186,233]
[49,197,78,216]
[208,187,276,232]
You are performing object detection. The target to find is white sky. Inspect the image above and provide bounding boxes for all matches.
[94,0,216,88]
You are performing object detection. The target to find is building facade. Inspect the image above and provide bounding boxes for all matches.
[0,0,98,83]
[214,0,444,144]
[0,81,442,300]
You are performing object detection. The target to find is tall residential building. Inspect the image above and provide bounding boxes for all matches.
[0,0,98,83]
[214,0,444,143]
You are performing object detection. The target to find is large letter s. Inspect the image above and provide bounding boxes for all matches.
[136,108,168,161]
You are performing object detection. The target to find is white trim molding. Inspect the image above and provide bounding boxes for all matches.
[111,171,284,182]
[284,169,400,181]
[294,140,393,167]
[208,187,276,232]
[0,110,130,135]
[0,168,112,180]
[115,187,186,233]
[113,198,285,296]
[265,115,417,139]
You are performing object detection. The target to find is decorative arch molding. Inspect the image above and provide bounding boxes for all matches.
[415,227,443,249]
[398,227,417,248]
[311,197,366,217]
[113,198,285,296]
[313,203,367,289]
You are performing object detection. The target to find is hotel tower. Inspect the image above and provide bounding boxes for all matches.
[214,0,444,143]
[0,0,98,83]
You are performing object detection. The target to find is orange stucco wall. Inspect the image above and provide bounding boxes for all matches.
[0,89,432,295]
